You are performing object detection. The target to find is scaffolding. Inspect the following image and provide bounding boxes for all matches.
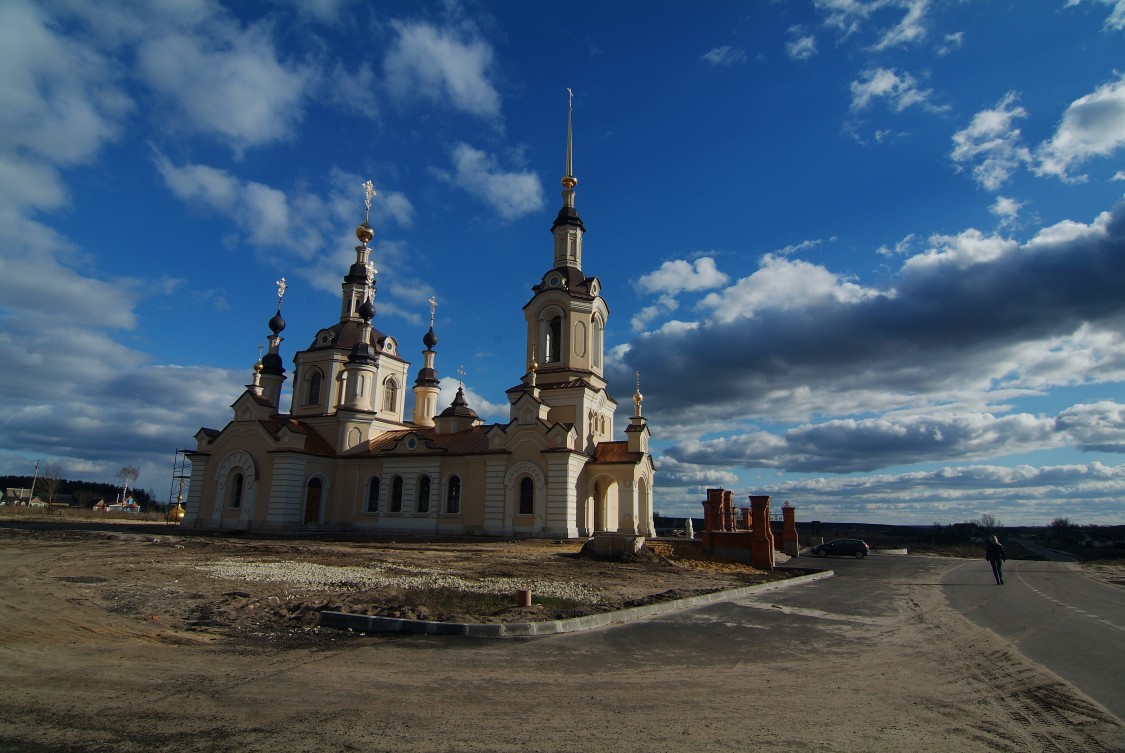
[167,449,191,511]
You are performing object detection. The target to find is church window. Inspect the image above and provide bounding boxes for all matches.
[391,476,403,512]
[417,475,431,513]
[546,316,563,363]
[518,476,534,515]
[446,476,461,514]
[592,316,604,370]
[229,472,243,508]
[382,378,399,412]
[305,370,323,405]
[366,477,380,513]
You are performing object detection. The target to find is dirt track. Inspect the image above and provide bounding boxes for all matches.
[2,523,1123,752]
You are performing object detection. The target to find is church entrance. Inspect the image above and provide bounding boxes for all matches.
[304,478,322,524]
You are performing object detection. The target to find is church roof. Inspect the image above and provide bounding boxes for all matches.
[358,426,495,457]
[590,441,645,464]
[260,418,336,456]
[307,320,396,355]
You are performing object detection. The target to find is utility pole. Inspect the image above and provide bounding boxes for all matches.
[28,460,40,507]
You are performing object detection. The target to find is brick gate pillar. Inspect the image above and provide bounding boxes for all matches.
[749,495,775,569]
[781,503,799,556]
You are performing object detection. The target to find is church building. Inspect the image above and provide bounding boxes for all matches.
[182,102,656,538]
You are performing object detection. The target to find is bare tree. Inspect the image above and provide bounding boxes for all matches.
[978,513,1002,532]
[117,466,140,502]
[40,462,63,504]
[1048,517,1077,544]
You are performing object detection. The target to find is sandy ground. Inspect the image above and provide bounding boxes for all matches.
[1,523,1123,752]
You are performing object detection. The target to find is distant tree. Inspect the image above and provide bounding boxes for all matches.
[117,466,140,502]
[1048,517,1077,544]
[978,513,1002,532]
[40,463,63,504]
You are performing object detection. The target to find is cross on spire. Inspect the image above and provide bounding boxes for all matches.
[276,277,287,308]
[428,296,437,326]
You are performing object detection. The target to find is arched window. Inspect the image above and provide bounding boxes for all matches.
[305,369,322,405]
[391,476,403,512]
[382,378,399,413]
[446,476,461,514]
[518,476,534,515]
[545,316,563,363]
[229,472,244,508]
[366,477,380,513]
[304,477,322,524]
[592,315,604,370]
[417,475,431,513]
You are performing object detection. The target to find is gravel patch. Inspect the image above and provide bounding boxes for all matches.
[197,559,605,603]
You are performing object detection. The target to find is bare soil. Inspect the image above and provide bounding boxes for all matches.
[2,515,1123,753]
[0,523,789,641]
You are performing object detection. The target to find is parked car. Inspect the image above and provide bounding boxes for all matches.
[811,538,870,558]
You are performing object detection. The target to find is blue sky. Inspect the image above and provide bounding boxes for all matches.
[2,0,1124,526]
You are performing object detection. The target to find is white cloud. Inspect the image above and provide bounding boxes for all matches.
[136,24,315,153]
[1035,73,1125,182]
[1065,0,1125,30]
[871,0,930,50]
[950,92,1032,190]
[902,228,1016,272]
[0,0,132,211]
[383,21,501,119]
[438,143,544,220]
[699,254,882,323]
[850,67,943,113]
[635,257,729,296]
[785,27,818,60]
[937,31,964,55]
[989,196,1023,227]
[701,46,747,66]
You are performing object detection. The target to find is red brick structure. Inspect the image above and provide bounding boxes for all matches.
[700,489,789,570]
[781,503,799,556]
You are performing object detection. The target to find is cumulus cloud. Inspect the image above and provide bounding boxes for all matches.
[612,200,1125,443]
[636,257,729,296]
[666,411,1062,473]
[989,196,1023,227]
[760,462,1125,525]
[1056,401,1125,451]
[435,143,544,220]
[701,46,747,66]
[136,24,315,153]
[383,21,501,119]
[950,92,1032,190]
[850,67,944,113]
[1035,73,1125,182]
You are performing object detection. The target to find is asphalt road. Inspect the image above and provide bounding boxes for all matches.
[942,554,1125,721]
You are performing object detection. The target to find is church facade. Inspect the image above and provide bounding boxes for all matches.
[182,105,656,538]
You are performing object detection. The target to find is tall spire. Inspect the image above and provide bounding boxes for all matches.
[563,87,576,190]
[551,88,585,270]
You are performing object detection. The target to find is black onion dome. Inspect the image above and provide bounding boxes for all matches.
[357,298,375,322]
[423,326,438,350]
[268,310,286,335]
[260,352,284,376]
[551,204,585,231]
[438,387,479,419]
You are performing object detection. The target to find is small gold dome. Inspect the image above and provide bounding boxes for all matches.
[561,176,577,189]
[356,222,374,245]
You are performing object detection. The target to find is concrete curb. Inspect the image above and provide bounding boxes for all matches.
[319,568,833,638]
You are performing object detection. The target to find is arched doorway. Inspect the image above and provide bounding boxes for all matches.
[304,477,323,524]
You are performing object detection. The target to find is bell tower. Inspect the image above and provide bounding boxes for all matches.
[516,90,615,451]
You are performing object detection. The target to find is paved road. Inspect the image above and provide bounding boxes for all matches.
[942,555,1125,721]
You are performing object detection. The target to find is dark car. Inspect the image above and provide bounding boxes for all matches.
[810,538,870,558]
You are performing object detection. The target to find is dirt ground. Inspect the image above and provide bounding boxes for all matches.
[2,518,1123,753]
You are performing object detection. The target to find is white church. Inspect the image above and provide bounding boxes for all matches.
[182,102,656,538]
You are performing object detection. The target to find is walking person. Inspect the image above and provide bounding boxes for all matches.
[986,535,1006,585]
